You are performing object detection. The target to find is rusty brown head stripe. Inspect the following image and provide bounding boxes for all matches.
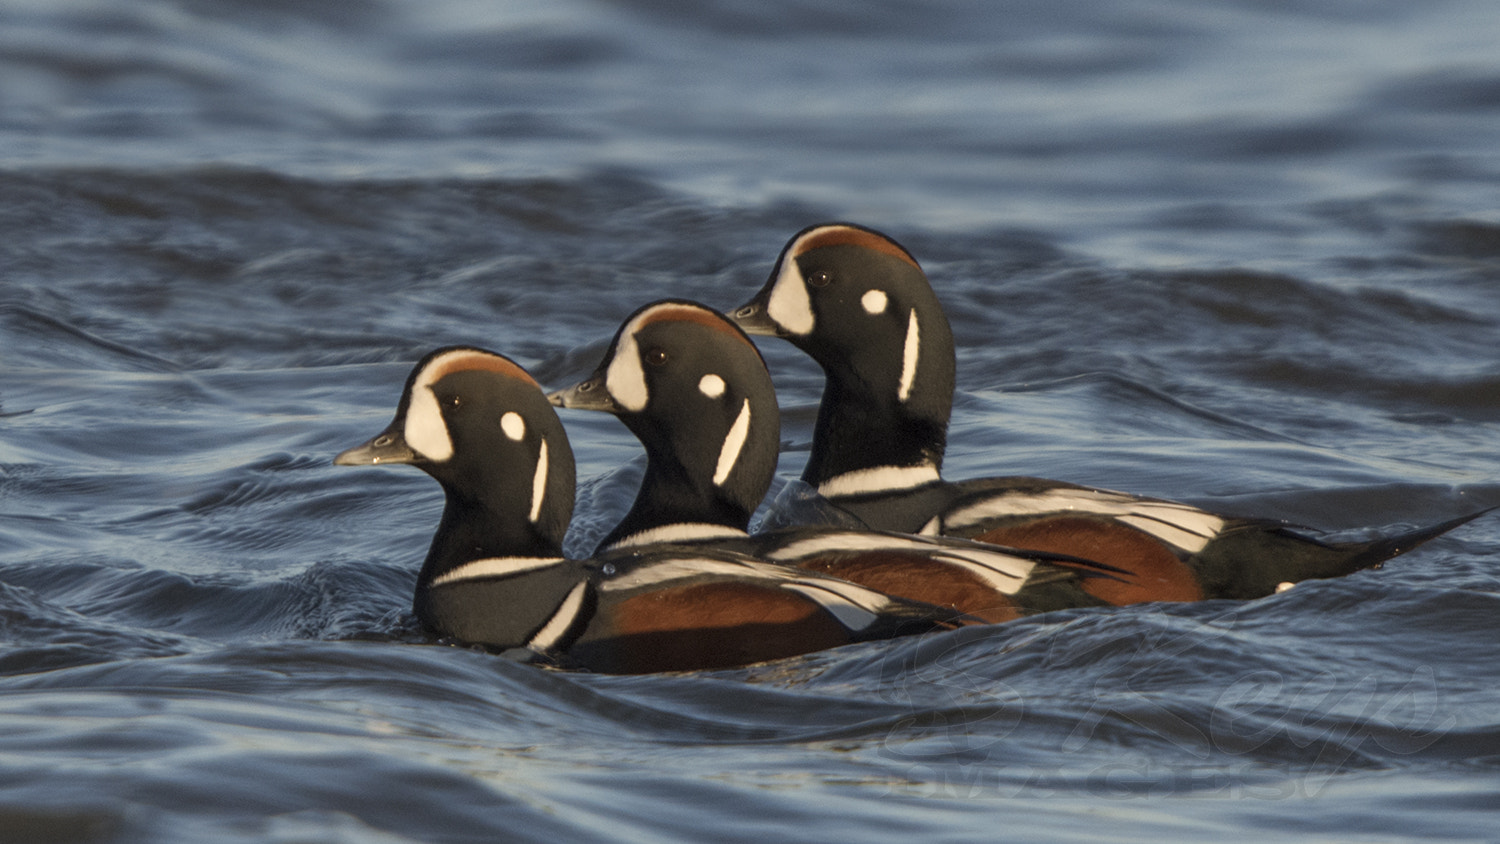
[425,349,539,388]
[793,226,920,270]
[635,304,756,350]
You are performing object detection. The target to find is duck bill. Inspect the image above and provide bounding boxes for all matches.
[726,294,780,337]
[333,424,419,466]
[546,373,621,413]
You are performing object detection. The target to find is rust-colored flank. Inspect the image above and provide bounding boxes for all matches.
[794,226,921,270]
[605,581,852,672]
[973,517,1205,604]
[797,551,1023,623]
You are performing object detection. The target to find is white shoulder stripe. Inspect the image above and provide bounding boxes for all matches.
[943,489,1226,554]
[818,463,941,498]
[527,581,589,652]
[604,523,749,551]
[431,556,566,587]
[780,581,884,632]
[528,437,549,523]
[897,308,919,403]
[713,398,752,487]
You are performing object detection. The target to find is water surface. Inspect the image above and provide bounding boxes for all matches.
[3,1,1500,841]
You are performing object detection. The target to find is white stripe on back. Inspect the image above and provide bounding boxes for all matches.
[764,531,1037,594]
[943,489,1226,553]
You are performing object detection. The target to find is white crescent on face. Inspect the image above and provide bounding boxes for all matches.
[605,328,649,413]
[766,251,815,336]
[404,355,466,463]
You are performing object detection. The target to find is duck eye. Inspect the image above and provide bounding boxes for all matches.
[645,348,669,366]
[444,394,462,410]
[807,270,832,288]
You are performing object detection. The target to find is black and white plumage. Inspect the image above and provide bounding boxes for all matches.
[550,301,1132,621]
[728,222,1487,601]
[335,346,963,673]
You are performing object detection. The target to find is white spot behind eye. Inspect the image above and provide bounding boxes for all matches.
[404,386,453,462]
[767,257,814,336]
[713,398,752,487]
[501,411,526,441]
[529,437,549,523]
[861,289,888,314]
[698,373,726,398]
[897,308,919,403]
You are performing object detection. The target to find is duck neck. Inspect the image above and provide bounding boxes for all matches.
[597,457,752,551]
[419,490,562,585]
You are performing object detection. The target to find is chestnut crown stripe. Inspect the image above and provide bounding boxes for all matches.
[792,225,922,270]
[634,303,760,351]
[421,349,540,389]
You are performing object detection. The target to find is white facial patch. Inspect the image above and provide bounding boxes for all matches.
[861,289,888,315]
[605,323,650,413]
[897,308,919,403]
[713,399,752,487]
[501,411,526,442]
[529,437,549,523]
[698,373,726,398]
[766,254,815,336]
[404,385,453,462]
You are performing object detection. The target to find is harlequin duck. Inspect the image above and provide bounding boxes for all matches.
[334,346,966,673]
[727,223,1486,602]
[549,300,1136,622]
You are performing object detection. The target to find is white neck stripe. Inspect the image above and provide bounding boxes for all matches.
[605,523,749,551]
[818,463,941,498]
[528,437,549,524]
[430,556,566,587]
[897,308,919,403]
[713,399,752,487]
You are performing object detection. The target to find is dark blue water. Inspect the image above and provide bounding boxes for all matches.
[4,1,1500,841]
